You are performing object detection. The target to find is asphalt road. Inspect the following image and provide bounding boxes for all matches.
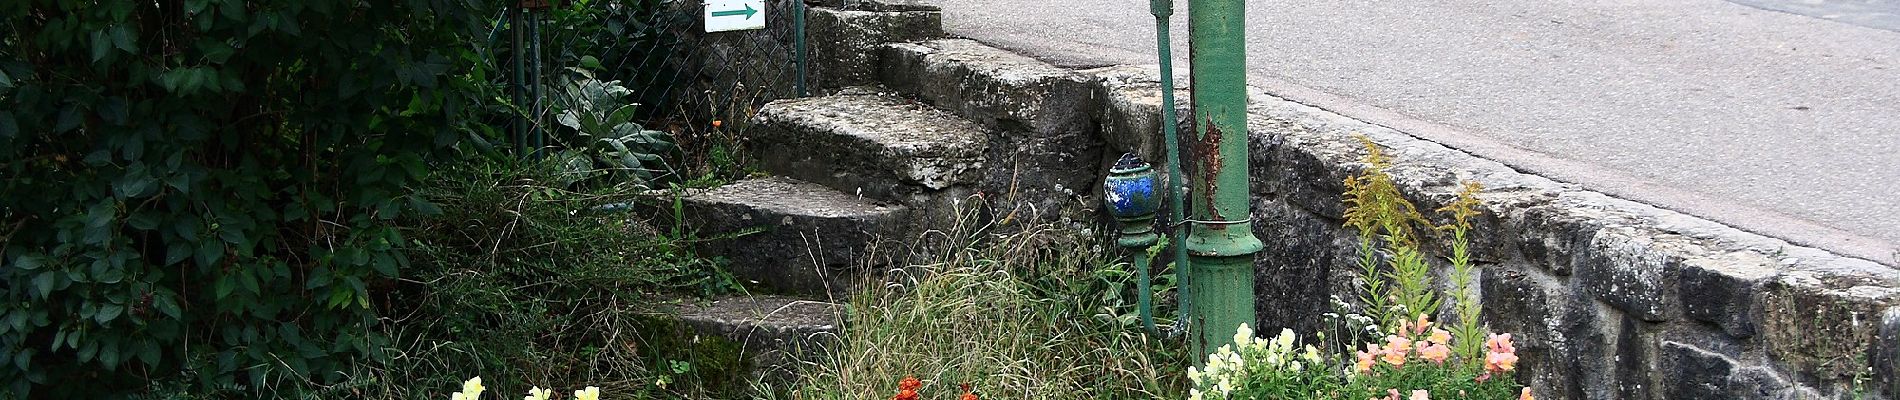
[920,0,1900,265]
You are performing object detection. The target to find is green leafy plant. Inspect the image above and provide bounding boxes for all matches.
[549,67,679,187]
[1436,182,1488,365]
[0,0,496,396]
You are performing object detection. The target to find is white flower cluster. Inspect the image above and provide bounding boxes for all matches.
[1187,324,1327,400]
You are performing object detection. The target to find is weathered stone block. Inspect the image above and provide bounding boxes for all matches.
[1250,199,1353,336]
[1083,65,1190,163]
[880,40,1105,224]
[808,8,942,90]
[1572,226,1678,322]
[1677,256,1777,339]
[682,177,910,296]
[879,39,1095,136]
[753,88,988,202]
[1659,341,1805,400]
[1661,341,1740,399]
[676,295,843,385]
[1482,266,1567,394]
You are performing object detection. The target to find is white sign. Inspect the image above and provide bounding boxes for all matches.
[704,0,766,32]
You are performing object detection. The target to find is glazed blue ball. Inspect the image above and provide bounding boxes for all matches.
[1105,154,1161,218]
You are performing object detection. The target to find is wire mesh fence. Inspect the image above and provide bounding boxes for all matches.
[496,0,807,166]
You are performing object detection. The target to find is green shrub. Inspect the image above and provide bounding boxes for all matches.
[0,0,496,396]
[325,159,742,399]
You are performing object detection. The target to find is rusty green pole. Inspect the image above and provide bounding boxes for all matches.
[1186,0,1261,357]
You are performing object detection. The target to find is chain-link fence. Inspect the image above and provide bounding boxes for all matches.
[494,0,808,169]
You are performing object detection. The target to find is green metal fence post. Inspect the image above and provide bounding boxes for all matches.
[794,0,809,97]
[1186,0,1262,357]
[1150,0,1193,340]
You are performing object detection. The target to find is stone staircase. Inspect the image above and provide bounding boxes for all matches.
[663,0,1109,383]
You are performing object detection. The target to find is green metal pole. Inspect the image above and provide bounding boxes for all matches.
[1186,0,1262,357]
[795,0,809,97]
[1150,0,1192,339]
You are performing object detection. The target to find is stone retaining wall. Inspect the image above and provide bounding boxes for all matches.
[1092,65,1899,399]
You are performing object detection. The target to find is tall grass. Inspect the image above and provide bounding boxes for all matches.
[316,158,743,399]
[786,204,1187,400]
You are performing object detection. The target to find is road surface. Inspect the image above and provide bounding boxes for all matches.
[920,0,1900,265]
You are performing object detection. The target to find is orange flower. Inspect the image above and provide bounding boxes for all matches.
[959,383,978,400]
[1484,333,1519,373]
[1384,335,1414,355]
[712,120,724,128]
[892,376,923,400]
[1355,344,1380,374]
[1519,387,1536,400]
[1485,333,1516,354]
[1485,349,1519,373]
[1380,348,1408,367]
[1427,328,1451,345]
[1409,314,1432,337]
[1417,341,1451,364]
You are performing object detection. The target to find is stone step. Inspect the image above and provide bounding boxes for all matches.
[674,295,843,386]
[878,39,1095,137]
[681,176,908,296]
[752,87,989,204]
[876,39,1107,224]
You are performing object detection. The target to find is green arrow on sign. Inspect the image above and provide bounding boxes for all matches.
[711,4,757,19]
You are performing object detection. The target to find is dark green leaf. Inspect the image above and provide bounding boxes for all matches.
[153,295,182,320]
[195,240,223,266]
[96,304,124,324]
[32,272,55,298]
[214,277,233,299]
[109,25,136,52]
[91,31,112,61]
[15,254,47,270]
[136,342,160,367]
[218,228,247,248]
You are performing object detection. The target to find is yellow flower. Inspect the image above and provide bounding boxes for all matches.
[574,386,600,400]
[525,386,553,400]
[1428,328,1450,345]
[458,377,485,400]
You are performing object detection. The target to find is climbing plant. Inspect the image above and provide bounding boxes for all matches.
[0,0,496,396]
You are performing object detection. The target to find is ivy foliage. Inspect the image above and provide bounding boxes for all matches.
[0,0,497,396]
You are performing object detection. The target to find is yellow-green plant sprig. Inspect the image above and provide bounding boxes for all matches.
[1342,136,1436,332]
[1436,181,1487,366]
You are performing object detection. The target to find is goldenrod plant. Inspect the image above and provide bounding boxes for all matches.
[1436,182,1488,365]
[1341,136,1437,332]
